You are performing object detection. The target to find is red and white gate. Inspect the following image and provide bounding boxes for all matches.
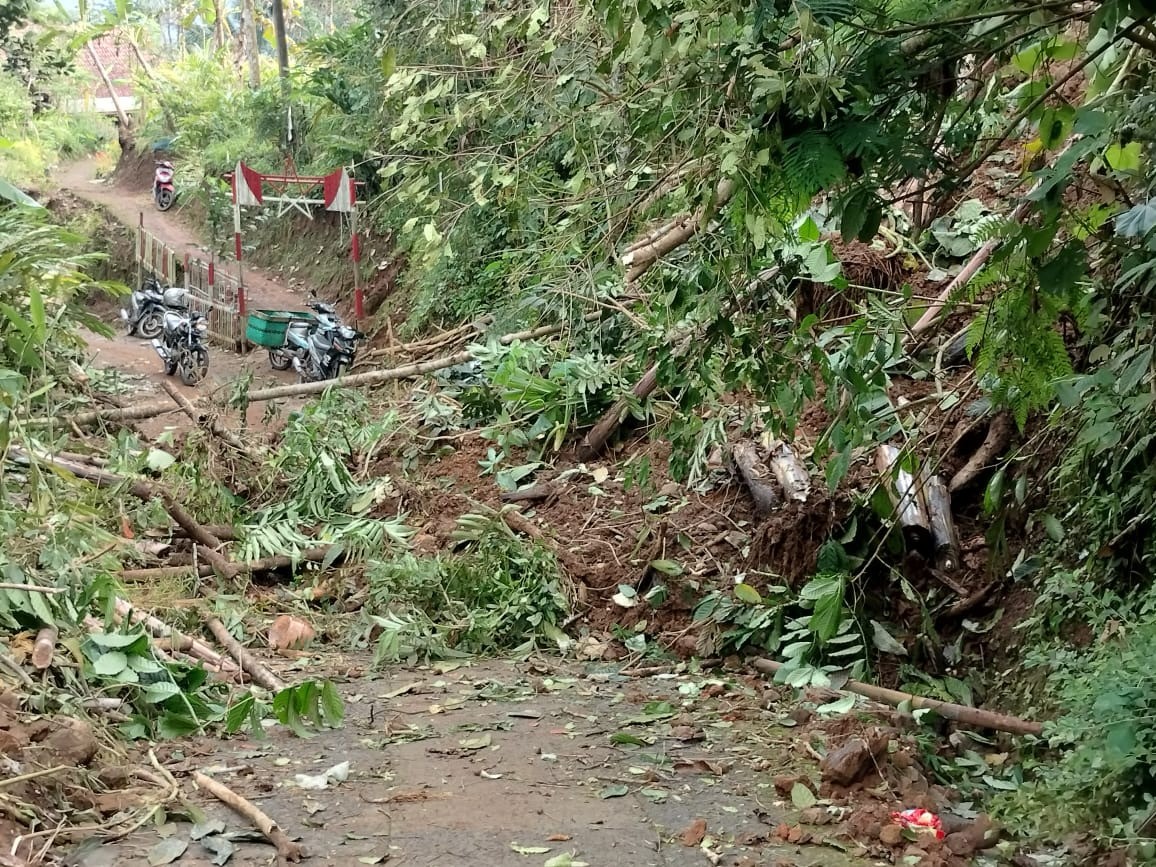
[227,159,365,320]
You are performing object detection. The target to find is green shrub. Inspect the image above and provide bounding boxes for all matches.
[366,526,570,662]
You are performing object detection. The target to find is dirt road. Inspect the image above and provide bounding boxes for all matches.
[59,159,303,436]
[89,657,862,867]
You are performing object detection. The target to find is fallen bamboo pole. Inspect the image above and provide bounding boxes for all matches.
[752,657,1042,736]
[192,771,303,863]
[113,598,239,676]
[42,316,603,430]
[120,546,336,583]
[160,380,262,461]
[206,618,285,692]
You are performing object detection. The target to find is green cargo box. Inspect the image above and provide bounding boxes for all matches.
[246,310,314,348]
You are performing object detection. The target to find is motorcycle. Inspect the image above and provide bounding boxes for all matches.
[268,300,363,382]
[120,277,187,340]
[153,160,175,211]
[153,309,210,386]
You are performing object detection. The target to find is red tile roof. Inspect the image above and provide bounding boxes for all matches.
[76,33,139,99]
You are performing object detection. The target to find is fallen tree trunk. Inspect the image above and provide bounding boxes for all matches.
[206,618,285,692]
[578,363,660,459]
[752,657,1042,736]
[120,546,335,582]
[729,441,781,515]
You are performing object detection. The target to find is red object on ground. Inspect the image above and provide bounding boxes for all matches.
[891,808,945,840]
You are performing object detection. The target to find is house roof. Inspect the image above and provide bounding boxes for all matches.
[75,33,139,99]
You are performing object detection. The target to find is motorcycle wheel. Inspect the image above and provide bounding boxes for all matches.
[268,348,292,371]
[179,347,209,386]
[138,310,164,340]
[155,189,175,211]
[164,353,178,376]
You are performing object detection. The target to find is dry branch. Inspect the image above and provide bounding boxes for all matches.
[729,441,781,515]
[192,771,303,863]
[752,657,1041,736]
[949,412,1013,492]
[160,380,261,461]
[206,618,285,692]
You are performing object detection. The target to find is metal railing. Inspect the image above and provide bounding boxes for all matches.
[135,221,245,352]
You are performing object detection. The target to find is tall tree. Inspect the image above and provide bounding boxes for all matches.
[239,0,259,87]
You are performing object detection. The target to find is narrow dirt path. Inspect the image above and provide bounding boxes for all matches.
[58,158,304,437]
[58,158,302,312]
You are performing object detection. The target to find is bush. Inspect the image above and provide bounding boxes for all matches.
[998,610,1156,842]
[366,525,570,662]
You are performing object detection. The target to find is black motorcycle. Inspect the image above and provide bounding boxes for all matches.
[270,300,363,382]
[153,309,209,386]
[121,276,186,340]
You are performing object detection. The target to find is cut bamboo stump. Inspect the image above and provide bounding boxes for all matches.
[767,440,811,503]
[875,445,932,552]
[924,474,961,572]
[729,441,781,515]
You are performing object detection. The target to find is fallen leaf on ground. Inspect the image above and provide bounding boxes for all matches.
[459,733,492,750]
[189,819,226,841]
[199,834,235,866]
[148,837,188,866]
[304,799,325,814]
[543,854,589,867]
[673,758,727,775]
[791,781,818,809]
[546,834,571,842]
[679,818,708,847]
[511,843,552,855]
[382,682,422,699]
[598,784,629,799]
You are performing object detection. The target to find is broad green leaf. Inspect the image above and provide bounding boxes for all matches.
[92,651,128,676]
[0,179,42,208]
[649,559,683,576]
[144,681,183,704]
[790,781,817,808]
[870,620,907,656]
[598,784,628,799]
[733,582,762,605]
[816,694,857,715]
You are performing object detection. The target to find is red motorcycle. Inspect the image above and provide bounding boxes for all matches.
[153,160,175,211]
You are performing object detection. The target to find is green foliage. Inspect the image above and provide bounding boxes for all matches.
[365,516,569,662]
[238,390,414,564]
[1000,616,1156,842]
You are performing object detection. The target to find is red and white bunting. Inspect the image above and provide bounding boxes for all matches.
[322,168,355,213]
[232,160,264,206]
